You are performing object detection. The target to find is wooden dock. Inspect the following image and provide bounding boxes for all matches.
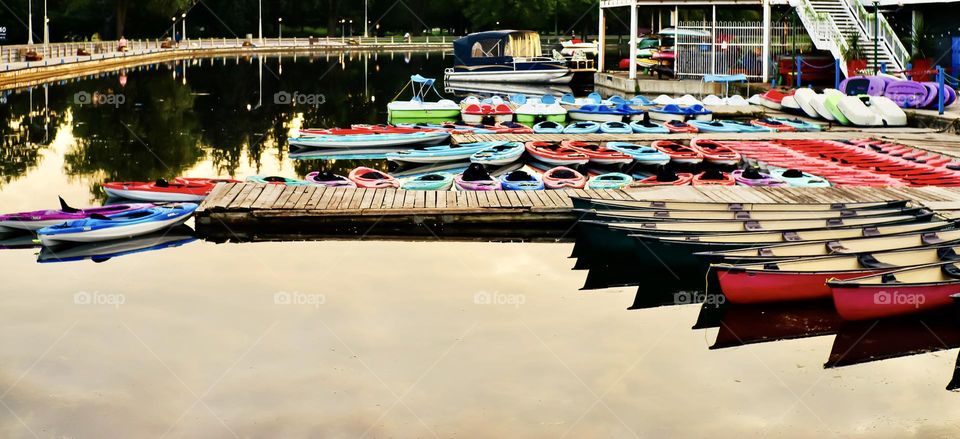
[195,183,960,242]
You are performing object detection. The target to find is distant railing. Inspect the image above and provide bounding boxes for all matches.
[793,0,850,76]
[675,21,810,80]
[840,0,908,70]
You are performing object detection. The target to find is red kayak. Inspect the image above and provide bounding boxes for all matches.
[651,140,704,165]
[348,167,399,188]
[829,261,960,320]
[560,141,633,165]
[542,166,587,189]
[689,139,742,166]
[664,120,699,133]
[103,177,240,202]
[692,170,735,186]
[525,142,590,166]
[633,171,694,186]
[758,89,794,110]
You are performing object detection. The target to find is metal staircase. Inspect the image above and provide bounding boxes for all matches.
[788,0,909,78]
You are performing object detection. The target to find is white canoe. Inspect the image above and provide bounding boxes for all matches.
[792,88,821,119]
[837,96,883,126]
[869,95,907,126]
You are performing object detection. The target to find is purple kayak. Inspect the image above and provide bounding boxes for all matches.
[732,169,786,187]
[841,76,886,96]
[921,82,939,108]
[305,171,356,187]
[884,81,928,108]
[0,198,152,232]
[454,164,501,191]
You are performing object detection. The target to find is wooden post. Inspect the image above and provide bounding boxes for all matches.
[629,0,637,80]
[598,6,606,73]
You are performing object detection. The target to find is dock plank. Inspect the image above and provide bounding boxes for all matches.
[236,184,267,209]
[293,186,318,210]
[303,187,328,210]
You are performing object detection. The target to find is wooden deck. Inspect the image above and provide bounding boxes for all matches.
[195,183,960,242]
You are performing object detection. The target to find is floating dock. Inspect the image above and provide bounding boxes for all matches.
[195,183,960,242]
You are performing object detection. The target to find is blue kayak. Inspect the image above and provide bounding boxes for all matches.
[563,121,601,134]
[688,120,743,133]
[568,104,633,122]
[499,170,544,190]
[629,120,669,134]
[401,172,455,190]
[587,173,634,190]
[769,117,822,132]
[600,121,633,134]
[470,142,525,165]
[37,226,197,263]
[37,203,198,246]
[386,142,501,164]
[649,104,713,122]
[723,120,773,133]
[533,121,565,134]
[606,142,670,166]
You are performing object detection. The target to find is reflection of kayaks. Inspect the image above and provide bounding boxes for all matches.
[103,178,240,202]
[38,225,197,263]
[0,198,153,232]
[37,204,198,246]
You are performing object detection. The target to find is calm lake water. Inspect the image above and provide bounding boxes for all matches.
[1,51,959,438]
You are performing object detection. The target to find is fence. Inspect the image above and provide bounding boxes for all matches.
[674,21,812,80]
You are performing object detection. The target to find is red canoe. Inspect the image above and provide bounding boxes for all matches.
[560,141,633,165]
[829,261,960,320]
[525,142,590,166]
[689,139,742,166]
[103,177,241,202]
[651,140,704,165]
[348,167,399,188]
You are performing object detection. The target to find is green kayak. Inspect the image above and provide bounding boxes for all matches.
[401,172,455,191]
[823,94,851,126]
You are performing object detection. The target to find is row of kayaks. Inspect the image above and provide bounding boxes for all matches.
[758,88,908,127]
[0,198,198,246]
[572,196,960,321]
[529,117,819,134]
[839,75,957,110]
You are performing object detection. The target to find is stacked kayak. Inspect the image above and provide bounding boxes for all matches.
[587,173,633,190]
[633,170,694,186]
[246,176,313,186]
[402,172,455,190]
[692,170,735,186]
[563,121,601,134]
[470,142,525,165]
[606,142,670,166]
[37,203,198,246]
[648,104,712,122]
[533,121,565,134]
[525,142,590,166]
[651,141,704,165]
[348,167,400,188]
[629,120,669,134]
[104,178,240,202]
[305,172,357,187]
[386,142,499,164]
[561,141,633,165]
[689,139,742,166]
[290,128,450,149]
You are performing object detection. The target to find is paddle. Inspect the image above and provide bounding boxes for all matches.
[947,350,960,392]
[58,196,80,214]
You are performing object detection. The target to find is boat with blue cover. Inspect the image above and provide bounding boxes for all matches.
[401,172,455,190]
[563,121,601,134]
[533,121,565,134]
[606,142,670,166]
[499,170,544,190]
[568,104,641,122]
[386,142,500,164]
[600,121,633,134]
[387,75,461,120]
[629,120,669,133]
[444,31,573,84]
[587,173,634,189]
[37,203,198,246]
[470,142,525,165]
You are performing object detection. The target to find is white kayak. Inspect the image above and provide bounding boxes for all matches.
[810,89,843,121]
[792,88,821,119]
[868,95,907,126]
[837,96,883,126]
[289,131,450,149]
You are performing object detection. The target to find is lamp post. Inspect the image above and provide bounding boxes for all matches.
[340,19,346,38]
[258,0,263,44]
[278,17,282,40]
[27,0,32,44]
[364,0,369,38]
[349,19,353,37]
[172,16,177,41]
[181,13,186,41]
[43,0,48,47]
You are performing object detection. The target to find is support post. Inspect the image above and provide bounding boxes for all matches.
[762,0,771,83]
[598,7,606,73]
[835,59,841,89]
[938,66,945,115]
[711,5,716,76]
[796,56,803,88]
[629,0,638,80]
[873,1,879,74]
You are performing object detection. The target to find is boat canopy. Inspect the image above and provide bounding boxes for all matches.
[453,30,543,65]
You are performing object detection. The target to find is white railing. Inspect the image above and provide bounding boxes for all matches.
[674,21,810,80]
[840,0,907,70]
[793,0,850,76]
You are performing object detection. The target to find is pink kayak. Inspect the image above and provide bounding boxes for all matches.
[305,171,357,187]
[0,197,153,232]
[732,169,787,187]
[543,166,587,189]
[455,164,501,191]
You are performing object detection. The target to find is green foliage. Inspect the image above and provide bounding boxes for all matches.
[843,33,865,60]
[908,16,934,60]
